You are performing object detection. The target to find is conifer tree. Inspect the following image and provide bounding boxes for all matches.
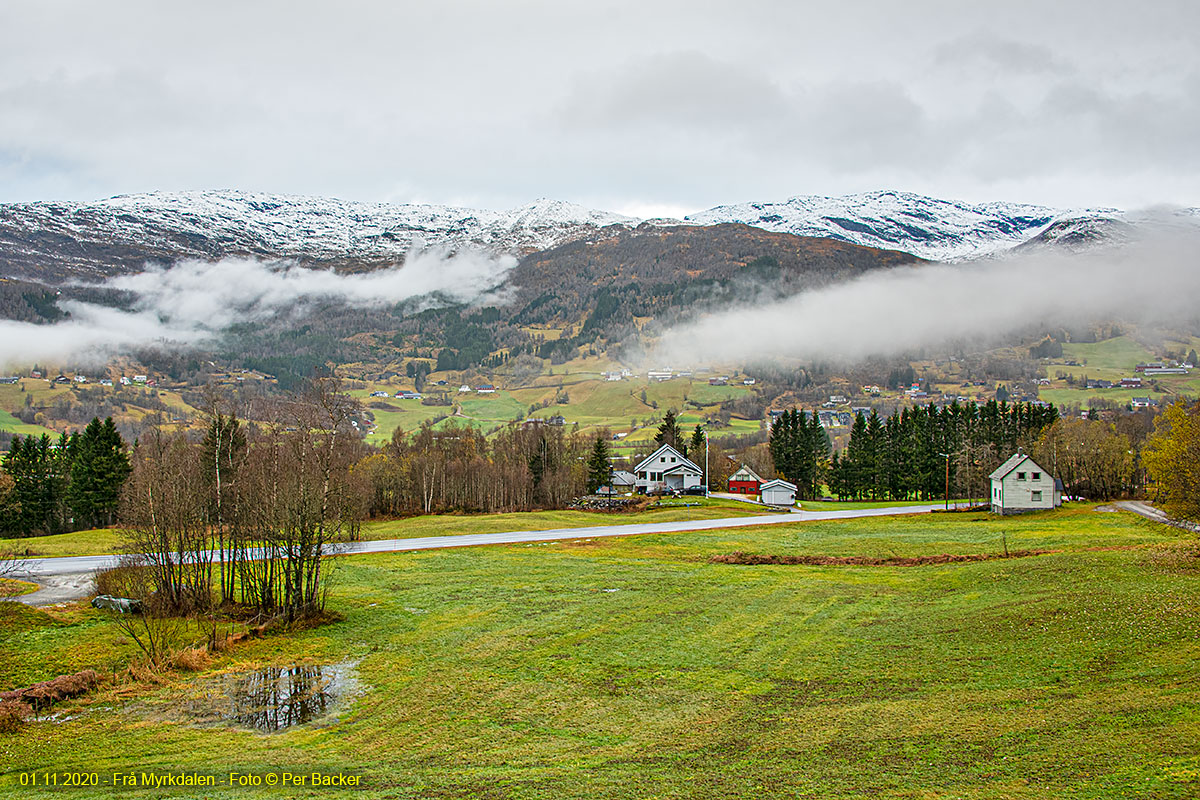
[586,435,613,494]
[654,410,686,455]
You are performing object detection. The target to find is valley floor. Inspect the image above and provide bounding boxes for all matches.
[1,506,1198,799]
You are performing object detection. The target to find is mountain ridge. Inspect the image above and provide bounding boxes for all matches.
[1,188,1196,284]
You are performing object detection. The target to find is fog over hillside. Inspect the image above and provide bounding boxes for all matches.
[0,250,516,368]
[652,229,1200,367]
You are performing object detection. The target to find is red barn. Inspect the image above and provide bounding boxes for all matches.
[728,464,764,494]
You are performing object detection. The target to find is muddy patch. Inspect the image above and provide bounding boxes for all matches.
[177,661,359,733]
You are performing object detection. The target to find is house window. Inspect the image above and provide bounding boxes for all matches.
[1016,472,1026,480]
[1031,491,1042,502]
[1032,472,1041,480]
[670,457,676,463]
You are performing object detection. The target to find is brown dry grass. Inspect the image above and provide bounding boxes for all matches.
[709,550,1050,567]
[0,669,101,712]
[0,699,32,733]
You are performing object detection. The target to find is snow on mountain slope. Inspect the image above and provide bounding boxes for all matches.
[1,189,1195,285]
[685,190,1102,262]
[0,190,639,280]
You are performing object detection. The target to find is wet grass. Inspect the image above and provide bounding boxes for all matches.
[2,506,1198,798]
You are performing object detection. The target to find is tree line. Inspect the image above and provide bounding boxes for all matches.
[354,419,590,517]
[828,400,1059,502]
[1,417,131,536]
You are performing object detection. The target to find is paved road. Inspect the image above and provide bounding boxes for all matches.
[7,504,942,606]
[1109,500,1200,532]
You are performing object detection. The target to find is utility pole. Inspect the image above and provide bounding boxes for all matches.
[704,428,710,498]
[938,451,950,510]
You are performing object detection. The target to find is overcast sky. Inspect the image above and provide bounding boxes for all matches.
[1,0,1197,215]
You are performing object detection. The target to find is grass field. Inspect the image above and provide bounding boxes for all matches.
[0,408,55,437]
[7,498,770,559]
[2,505,1199,798]
[1059,336,1156,371]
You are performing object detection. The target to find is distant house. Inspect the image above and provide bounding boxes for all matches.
[133,375,147,383]
[458,385,471,392]
[370,390,390,397]
[476,384,497,394]
[728,464,763,495]
[73,375,87,383]
[708,377,728,386]
[1120,377,1143,388]
[600,470,637,495]
[30,370,43,378]
[99,379,113,387]
[0,377,18,385]
[829,394,847,404]
[742,378,756,385]
[647,370,673,382]
[989,452,1059,515]
[397,391,422,400]
[1131,397,1154,409]
[634,444,702,494]
[120,377,131,386]
[760,479,797,507]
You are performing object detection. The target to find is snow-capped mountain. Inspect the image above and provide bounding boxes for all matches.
[684,190,1107,262]
[0,190,639,280]
[1,188,1196,284]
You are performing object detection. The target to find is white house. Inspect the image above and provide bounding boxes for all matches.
[989,452,1059,515]
[634,444,702,494]
[760,479,797,507]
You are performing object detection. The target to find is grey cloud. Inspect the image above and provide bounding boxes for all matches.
[935,32,1076,76]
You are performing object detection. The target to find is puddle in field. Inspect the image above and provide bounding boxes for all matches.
[181,661,358,733]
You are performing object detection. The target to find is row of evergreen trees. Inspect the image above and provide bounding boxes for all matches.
[1,417,131,536]
[829,400,1059,501]
[767,409,830,500]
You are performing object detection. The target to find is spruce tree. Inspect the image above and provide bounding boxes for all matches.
[586,435,612,494]
[654,410,685,455]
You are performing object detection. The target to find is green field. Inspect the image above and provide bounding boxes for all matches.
[3,506,1198,798]
[0,408,55,437]
[1059,336,1156,371]
[8,499,769,559]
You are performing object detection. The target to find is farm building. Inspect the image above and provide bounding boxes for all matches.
[727,464,763,494]
[634,444,703,494]
[989,452,1060,515]
[599,470,637,495]
[760,479,797,507]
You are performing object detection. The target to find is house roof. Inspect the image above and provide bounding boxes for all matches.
[634,443,701,474]
[989,453,1046,481]
[661,462,702,476]
[730,464,763,483]
[760,479,796,491]
[611,470,636,485]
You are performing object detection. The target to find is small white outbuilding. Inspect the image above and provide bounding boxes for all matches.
[760,479,797,507]
[989,452,1060,515]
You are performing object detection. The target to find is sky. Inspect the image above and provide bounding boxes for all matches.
[1,0,1197,215]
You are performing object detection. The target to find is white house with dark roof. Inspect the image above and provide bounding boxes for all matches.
[760,479,797,507]
[989,451,1059,514]
[634,444,702,494]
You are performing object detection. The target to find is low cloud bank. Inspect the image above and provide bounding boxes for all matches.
[0,249,516,369]
[651,232,1200,367]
